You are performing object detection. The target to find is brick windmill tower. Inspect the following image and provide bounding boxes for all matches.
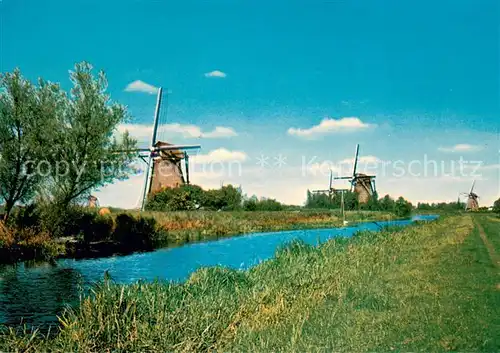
[334,144,376,204]
[461,180,479,211]
[132,88,201,210]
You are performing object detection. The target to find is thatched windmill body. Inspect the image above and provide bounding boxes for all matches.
[334,144,376,204]
[129,88,201,210]
[461,180,479,211]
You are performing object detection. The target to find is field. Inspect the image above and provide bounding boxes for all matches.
[1,213,498,351]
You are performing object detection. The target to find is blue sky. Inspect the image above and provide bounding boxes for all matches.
[1,0,499,207]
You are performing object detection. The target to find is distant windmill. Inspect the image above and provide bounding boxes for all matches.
[87,195,99,208]
[461,180,479,211]
[334,144,376,204]
[127,88,201,210]
[312,169,335,199]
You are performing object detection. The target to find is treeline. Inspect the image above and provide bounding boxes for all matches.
[146,184,287,212]
[416,201,465,211]
[305,190,413,217]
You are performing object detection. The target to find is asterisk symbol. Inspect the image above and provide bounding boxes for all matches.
[274,154,287,168]
[256,154,270,168]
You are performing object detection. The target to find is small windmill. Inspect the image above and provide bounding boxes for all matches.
[460,180,479,211]
[312,169,335,199]
[334,144,376,204]
[87,195,99,208]
[128,87,201,210]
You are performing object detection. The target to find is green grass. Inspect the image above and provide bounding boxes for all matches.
[136,209,397,246]
[1,214,499,352]
[1,209,395,264]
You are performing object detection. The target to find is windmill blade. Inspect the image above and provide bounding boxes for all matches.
[352,144,360,177]
[140,86,163,211]
[333,176,352,180]
[329,169,333,190]
[469,179,476,194]
[184,153,190,185]
[150,87,163,148]
[153,144,201,152]
[140,154,154,211]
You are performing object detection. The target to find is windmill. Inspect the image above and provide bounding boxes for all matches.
[333,144,376,204]
[128,87,201,210]
[87,195,99,208]
[312,169,335,199]
[460,180,479,211]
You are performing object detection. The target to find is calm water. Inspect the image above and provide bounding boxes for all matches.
[0,215,438,329]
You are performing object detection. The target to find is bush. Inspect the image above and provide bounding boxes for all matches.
[243,197,283,211]
[146,184,242,212]
[493,198,500,216]
[147,185,204,211]
[112,214,158,252]
[394,197,413,217]
[81,214,114,243]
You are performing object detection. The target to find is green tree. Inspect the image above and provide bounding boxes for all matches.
[46,62,136,209]
[394,196,413,217]
[493,198,500,216]
[0,70,61,221]
[379,194,395,212]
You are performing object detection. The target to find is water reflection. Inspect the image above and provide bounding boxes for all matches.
[0,263,84,329]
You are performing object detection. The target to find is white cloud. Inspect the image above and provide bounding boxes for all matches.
[124,80,158,94]
[191,148,247,164]
[438,144,483,153]
[118,123,238,141]
[204,70,227,78]
[288,117,374,138]
[201,126,238,138]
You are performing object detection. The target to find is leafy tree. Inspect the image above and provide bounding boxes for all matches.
[493,198,500,216]
[394,196,413,217]
[203,185,242,211]
[0,70,61,221]
[45,62,137,209]
[379,194,395,212]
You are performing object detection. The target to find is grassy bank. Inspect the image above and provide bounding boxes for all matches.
[137,209,396,246]
[2,214,498,351]
[1,209,395,264]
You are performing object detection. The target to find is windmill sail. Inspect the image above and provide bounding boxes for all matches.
[138,87,201,210]
[352,143,360,177]
[463,180,479,211]
[333,144,376,204]
[141,87,163,210]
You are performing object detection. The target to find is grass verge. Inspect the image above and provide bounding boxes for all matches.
[1,214,498,351]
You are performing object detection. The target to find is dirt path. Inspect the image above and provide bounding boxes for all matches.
[474,218,500,269]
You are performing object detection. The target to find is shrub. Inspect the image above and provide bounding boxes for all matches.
[493,198,500,216]
[394,197,413,217]
[112,214,158,252]
[81,214,114,243]
[146,185,203,211]
[243,198,283,211]
[146,184,243,212]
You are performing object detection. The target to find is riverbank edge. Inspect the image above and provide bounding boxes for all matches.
[1,211,402,265]
[0,214,455,351]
